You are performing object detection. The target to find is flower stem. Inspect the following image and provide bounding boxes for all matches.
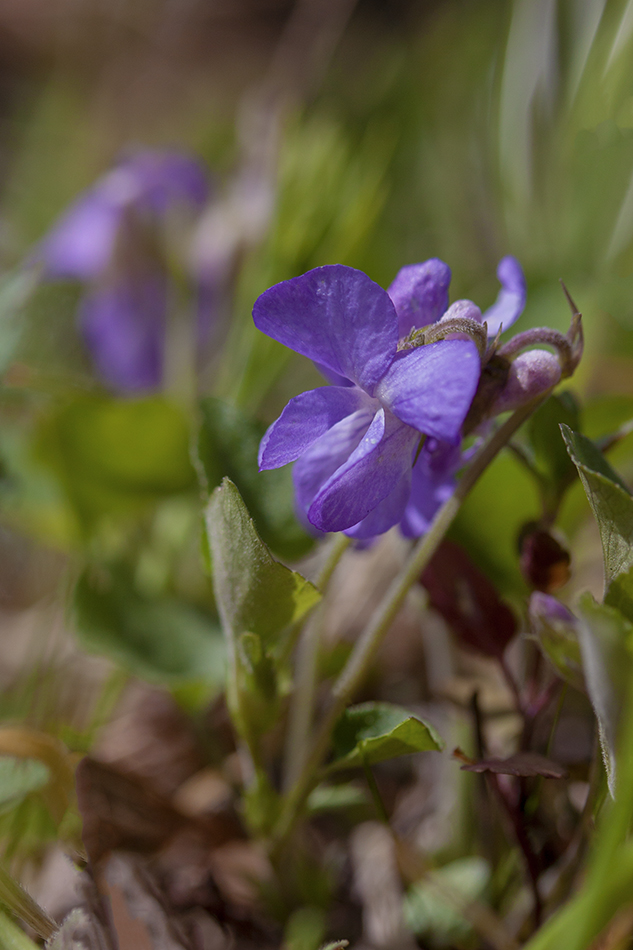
[282,533,351,791]
[269,396,548,855]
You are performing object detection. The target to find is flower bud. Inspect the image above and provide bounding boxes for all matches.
[439,299,483,324]
[492,349,561,413]
[519,525,571,592]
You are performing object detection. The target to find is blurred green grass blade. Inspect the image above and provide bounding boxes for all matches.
[0,909,40,950]
[0,867,55,941]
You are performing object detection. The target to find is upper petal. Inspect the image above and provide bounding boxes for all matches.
[312,360,354,387]
[252,265,398,395]
[375,339,480,444]
[259,386,375,470]
[482,256,526,336]
[308,409,419,532]
[387,259,451,339]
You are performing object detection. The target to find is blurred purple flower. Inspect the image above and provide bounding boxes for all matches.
[39,150,209,392]
[254,265,482,538]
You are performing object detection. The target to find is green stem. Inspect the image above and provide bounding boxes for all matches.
[282,534,351,791]
[270,397,548,854]
[362,755,389,824]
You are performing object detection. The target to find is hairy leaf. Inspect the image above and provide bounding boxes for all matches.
[576,593,633,797]
[561,425,633,588]
[205,479,320,647]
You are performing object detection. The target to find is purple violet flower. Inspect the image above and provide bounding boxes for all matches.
[38,150,209,392]
[394,255,527,535]
[255,256,527,539]
[254,264,490,538]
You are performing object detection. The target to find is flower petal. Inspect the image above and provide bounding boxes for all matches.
[344,469,412,539]
[482,256,526,336]
[312,360,354,387]
[114,151,209,211]
[400,441,460,538]
[293,407,375,523]
[308,409,418,532]
[252,265,398,395]
[79,280,165,392]
[375,340,480,444]
[39,150,209,280]
[40,192,122,280]
[388,259,451,338]
[259,386,375,470]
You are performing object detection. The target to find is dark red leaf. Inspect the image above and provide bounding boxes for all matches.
[460,751,568,779]
[420,539,517,657]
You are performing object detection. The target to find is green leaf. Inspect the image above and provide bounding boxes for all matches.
[331,702,444,769]
[0,268,39,376]
[529,607,585,692]
[284,907,327,950]
[306,783,368,815]
[605,565,633,626]
[0,758,50,813]
[404,857,490,943]
[451,448,540,595]
[73,564,225,691]
[527,392,580,488]
[561,425,633,588]
[32,396,195,532]
[576,593,633,797]
[205,479,320,648]
[197,398,313,560]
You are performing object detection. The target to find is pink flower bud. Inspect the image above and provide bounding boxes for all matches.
[440,299,483,324]
[492,349,561,413]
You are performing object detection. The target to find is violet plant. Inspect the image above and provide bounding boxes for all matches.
[203,253,588,924]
